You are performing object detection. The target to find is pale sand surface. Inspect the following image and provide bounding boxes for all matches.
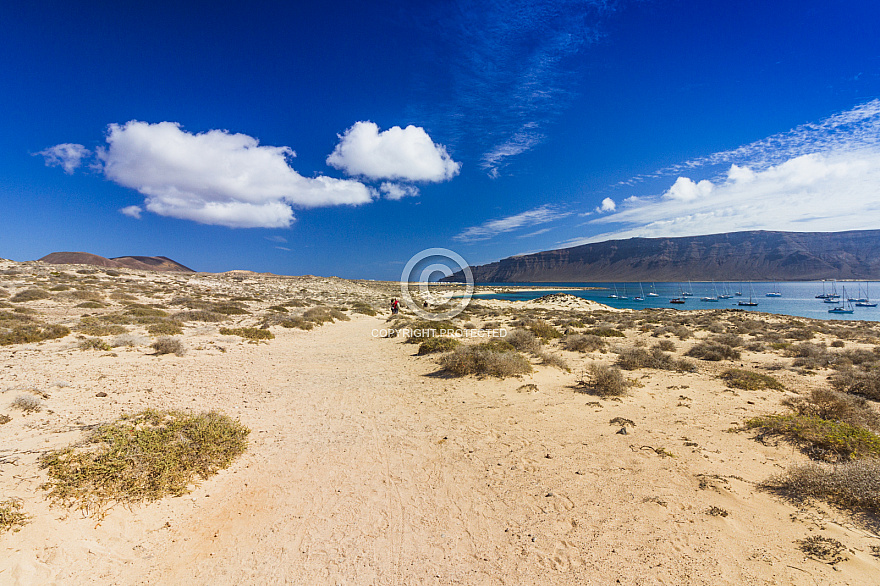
[1,262,879,585]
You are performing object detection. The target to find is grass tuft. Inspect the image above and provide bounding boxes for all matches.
[219,327,274,341]
[720,368,784,391]
[744,414,880,461]
[0,499,30,533]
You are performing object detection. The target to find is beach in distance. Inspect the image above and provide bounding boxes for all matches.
[2,258,880,585]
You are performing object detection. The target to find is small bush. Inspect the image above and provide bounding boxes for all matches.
[219,327,274,341]
[172,310,224,322]
[125,304,168,318]
[0,323,70,345]
[12,394,42,412]
[302,306,349,325]
[212,303,250,315]
[350,301,377,316]
[686,341,740,361]
[528,320,561,340]
[0,500,30,533]
[831,369,880,401]
[10,288,50,303]
[562,334,605,353]
[584,327,625,338]
[147,321,184,336]
[762,460,880,516]
[720,369,784,391]
[577,364,629,397]
[39,409,249,517]
[782,388,880,433]
[616,347,695,372]
[79,337,111,351]
[439,344,532,378]
[151,337,185,356]
[278,316,315,330]
[744,414,880,461]
[830,340,845,348]
[404,320,458,343]
[77,319,127,336]
[654,339,676,352]
[266,305,288,313]
[506,329,542,353]
[75,301,104,309]
[417,337,460,355]
[538,351,569,370]
[111,334,148,348]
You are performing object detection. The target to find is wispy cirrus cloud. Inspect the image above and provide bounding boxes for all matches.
[618,99,880,186]
[422,0,616,178]
[455,205,571,242]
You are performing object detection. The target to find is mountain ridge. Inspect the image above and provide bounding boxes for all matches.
[38,252,195,273]
[443,230,880,282]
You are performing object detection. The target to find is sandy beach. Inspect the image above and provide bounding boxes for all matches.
[2,260,879,585]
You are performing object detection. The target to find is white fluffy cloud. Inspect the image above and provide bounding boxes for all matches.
[570,149,880,245]
[119,205,143,219]
[380,182,420,200]
[327,121,461,182]
[598,197,616,212]
[93,121,374,228]
[455,205,570,242]
[36,143,91,174]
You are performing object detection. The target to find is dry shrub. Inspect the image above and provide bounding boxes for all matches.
[350,301,377,316]
[75,301,104,309]
[439,343,532,378]
[172,310,224,322]
[616,347,695,372]
[39,410,249,517]
[584,326,625,338]
[10,288,50,303]
[111,334,149,347]
[404,320,458,343]
[576,364,629,397]
[124,304,168,318]
[506,329,542,353]
[76,319,127,336]
[654,339,676,352]
[151,336,185,356]
[417,336,460,355]
[762,459,880,516]
[278,316,315,330]
[652,324,692,340]
[782,388,880,433]
[831,369,880,401]
[685,340,740,361]
[538,351,569,370]
[562,334,605,353]
[12,394,42,412]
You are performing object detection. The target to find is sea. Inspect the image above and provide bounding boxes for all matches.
[469,281,880,322]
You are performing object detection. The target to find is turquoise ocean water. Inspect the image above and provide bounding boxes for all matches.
[470,281,880,322]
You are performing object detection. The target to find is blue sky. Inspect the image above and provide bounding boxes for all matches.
[3,0,880,279]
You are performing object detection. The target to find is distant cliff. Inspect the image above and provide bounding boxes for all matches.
[444,230,880,282]
[38,252,195,272]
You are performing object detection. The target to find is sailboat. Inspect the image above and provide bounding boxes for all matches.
[682,280,694,296]
[646,283,659,297]
[738,283,758,307]
[829,286,855,314]
[618,283,629,300]
[847,283,868,303]
[718,282,732,299]
[634,283,645,302]
[701,281,719,302]
[855,282,877,307]
[608,284,618,299]
[765,282,782,297]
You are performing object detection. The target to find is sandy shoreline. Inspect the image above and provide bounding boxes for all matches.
[2,261,879,584]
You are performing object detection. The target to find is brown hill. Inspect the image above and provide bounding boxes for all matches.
[38,252,195,273]
[443,229,880,282]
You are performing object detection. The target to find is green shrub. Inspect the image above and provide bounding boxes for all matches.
[75,301,104,309]
[125,304,168,318]
[782,388,880,433]
[616,347,695,372]
[0,500,30,533]
[0,324,70,345]
[219,327,274,341]
[417,337,461,355]
[831,369,880,401]
[39,410,249,517]
[350,301,378,316]
[76,318,127,336]
[302,306,349,325]
[172,310,224,322]
[720,368,784,391]
[404,320,458,343]
[584,327,625,338]
[278,316,315,330]
[744,414,880,461]
[147,321,184,336]
[562,334,605,352]
[528,320,561,340]
[79,337,111,351]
